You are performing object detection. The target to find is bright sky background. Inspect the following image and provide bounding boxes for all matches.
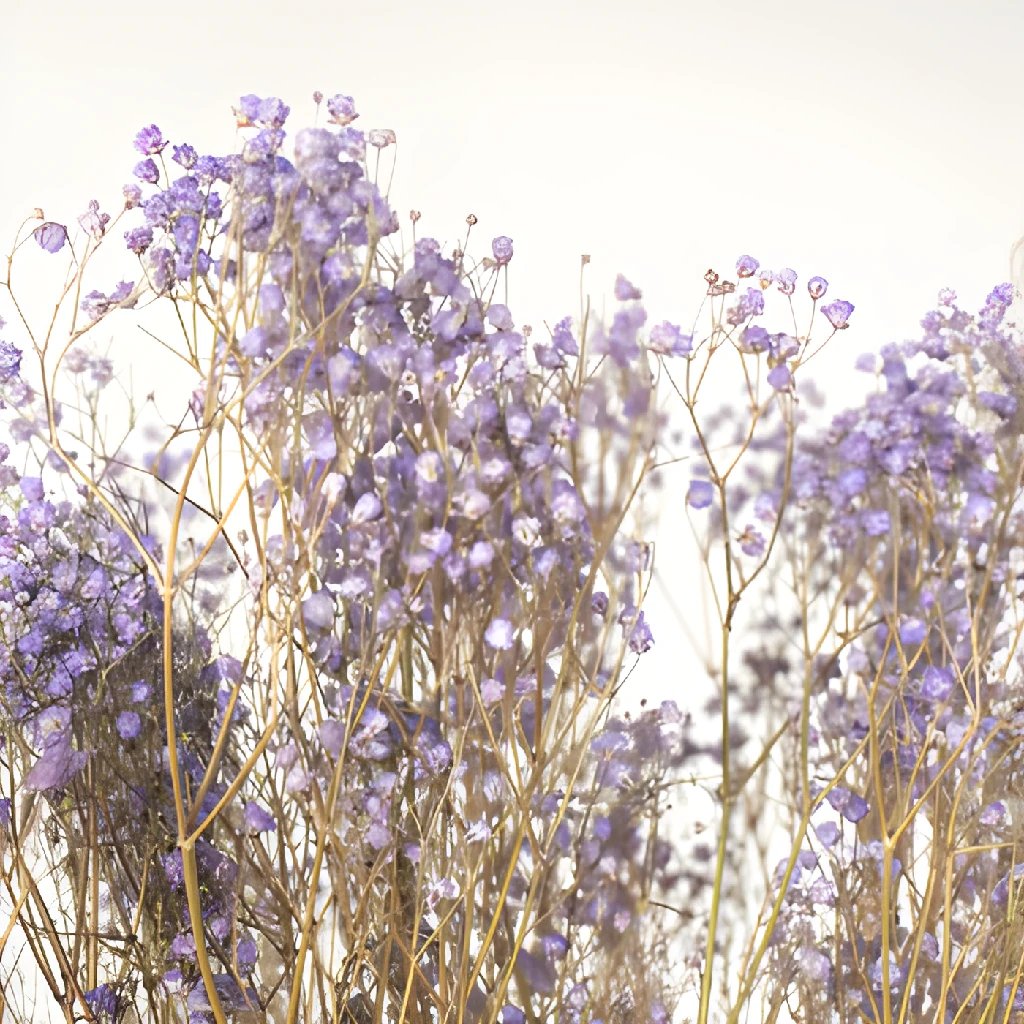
[3,0,1024,1019]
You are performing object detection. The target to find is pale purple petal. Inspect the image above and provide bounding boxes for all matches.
[33,222,68,254]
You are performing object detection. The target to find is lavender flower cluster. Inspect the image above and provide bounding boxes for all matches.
[0,92,688,1024]
[4,86,1024,1024]
[680,270,1024,1021]
[746,282,1024,1023]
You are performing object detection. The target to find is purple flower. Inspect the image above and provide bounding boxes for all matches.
[146,246,175,292]
[20,475,43,501]
[302,590,335,630]
[351,493,383,524]
[236,936,258,970]
[491,235,514,266]
[978,391,1017,419]
[232,94,260,125]
[33,221,67,253]
[512,515,542,547]
[767,363,793,392]
[170,932,197,960]
[687,479,714,509]
[78,199,109,239]
[868,953,904,993]
[420,528,452,557]
[84,984,119,1019]
[366,821,391,849]
[825,786,869,823]
[620,607,655,654]
[80,281,135,322]
[132,158,160,184]
[302,411,337,459]
[244,802,276,832]
[798,949,832,984]
[737,525,766,558]
[134,124,167,155]
[425,876,459,909]
[0,340,23,383]
[862,510,891,537]
[480,677,504,704]
[821,299,854,329]
[326,93,358,125]
[814,821,841,847]
[807,275,829,299]
[945,717,968,748]
[776,268,798,296]
[921,666,954,701]
[409,527,454,573]
[368,128,397,148]
[741,325,770,353]
[987,282,1014,307]
[254,97,290,129]
[550,316,578,356]
[172,143,198,168]
[614,274,642,301]
[124,225,153,255]
[648,321,693,356]
[23,732,87,792]
[162,850,185,888]
[122,183,142,209]
[898,617,927,646]
[115,712,141,740]
[487,303,515,330]
[540,934,569,960]
[736,254,759,278]
[993,865,1024,908]
[727,287,765,324]
[513,948,557,995]
[172,215,200,253]
[1004,983,1024,1013]
[980,801,1007,827]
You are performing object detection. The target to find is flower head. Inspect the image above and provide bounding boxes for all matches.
[687,479,714,509]
[133,124,167,155]
[33,222,67,253]
[807,275,828,300]
[326,93,358,125]
[491,235,514,266]
[614,274,642,301]
[822,299,854,330]
[736,254,759,278]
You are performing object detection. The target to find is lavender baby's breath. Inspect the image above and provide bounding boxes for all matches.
[2,88,1022,1024]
